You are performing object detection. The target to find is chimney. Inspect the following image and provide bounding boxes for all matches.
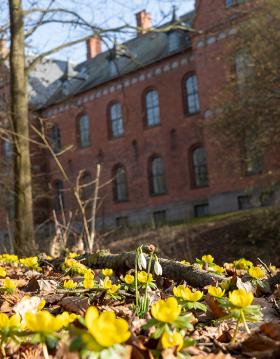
[135,10,151,35]
[86,36,102,60]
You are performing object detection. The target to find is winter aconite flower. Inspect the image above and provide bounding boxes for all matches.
[85,306,131,347]
[101,277,120,294]
[202,255,214,264]
[173,285,203,302]
[151,297,181,323]
[25,311,64,334]
[0,313,21,331]
[102,268,113,277]
[138,271,153,284]
[3,278,16,293]
[0,267,6,277]
[124,274,134,285]
[20,257,40,270]
[248,266,265,279]
[233,258,253,270]
[56,312,79,327]
[208,286,225,298]
[161,331,184,351]
[229,289,254,308]
[63,279,77,289]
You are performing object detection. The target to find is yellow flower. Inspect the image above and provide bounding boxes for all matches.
[37,299,46,311]
[0,267,6,277]
[102,268,113,277]
[0,254,18,264]
[63,279,77,289]
[69,252,79,258]
[180,260,190,266]
[124,274,134,285]
[83,278,94,289]
[212,265,225,274]
[20,257,39,269]
[151,297,181,323]
[173,285,203,302]
[0,313,21,330]
[85,306,130,347]
[208,286,225,298]
[57,312,79,327]
[229,289,254,308]
[202,255,214,264]
[101,277,120,294]
[161,331,184,352]
[248,266,265,279]
[25,311,64,334]
[3,278,16,291]
[233,258,253,270]
[220,279,231,291]
[270,265,277,272]
[137,271,153,284]
[84,270,94,279]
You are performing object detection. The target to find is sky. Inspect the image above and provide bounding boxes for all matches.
[25,0,195,63]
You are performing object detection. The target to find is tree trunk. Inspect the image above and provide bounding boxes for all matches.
[9,0,36,254]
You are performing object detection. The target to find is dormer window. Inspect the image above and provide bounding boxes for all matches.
[168,31,180,53]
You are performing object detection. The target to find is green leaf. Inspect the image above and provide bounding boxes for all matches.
[69,336,83,352]
[46,335,58,349]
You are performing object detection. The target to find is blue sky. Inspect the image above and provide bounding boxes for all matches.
[26,0,195,63]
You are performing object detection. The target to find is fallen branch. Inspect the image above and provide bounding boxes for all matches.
[83,251,224,288]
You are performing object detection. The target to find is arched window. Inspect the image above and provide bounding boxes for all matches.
[191,147,208,187]
[145,89,160,127]
[53,180,64,212]
[149,156,166,195]
[185,74,200,114]
[50,124,61,153]
[109,102,124,138]
[113,165,128,201]
[78,114,90,147]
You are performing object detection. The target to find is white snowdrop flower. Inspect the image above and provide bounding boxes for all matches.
[138,252,147,270]
[154,259,162,276]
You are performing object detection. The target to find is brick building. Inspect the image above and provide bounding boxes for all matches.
[2,0,279,238]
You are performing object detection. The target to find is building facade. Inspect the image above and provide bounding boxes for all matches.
[1,0,279,239]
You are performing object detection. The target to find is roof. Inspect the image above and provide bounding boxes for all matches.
[31,10,195,110]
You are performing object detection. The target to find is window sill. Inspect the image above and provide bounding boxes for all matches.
[150,191,167,197]
[185,111,201,118]
[109,135,124,141]
[78,144,91,150]
[145,123,161,130]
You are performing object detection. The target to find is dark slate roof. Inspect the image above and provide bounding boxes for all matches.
[35,10,195,110]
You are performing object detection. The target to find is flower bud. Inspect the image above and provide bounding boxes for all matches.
[154,259,162,276]
[138,252,147,270]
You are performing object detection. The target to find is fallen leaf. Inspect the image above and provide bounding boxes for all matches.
[260,322,280,341]
[60,296,89,314]
[205,294,227,318]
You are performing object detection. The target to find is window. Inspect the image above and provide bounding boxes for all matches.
[50,124,61,153]
[168,31,180,52]
[185,74,200,114]
[109,102,124,138]
[145,89,160,127]
[113,165,128,202]
[191,147,208,187]
[194,203,209,217]
[238,195,252,210]
[78,114,90,147]
[153,210,166,227]
[149,156,166,195]
[3,139,12,159]
[54,180,64,212]
[116,216,129,227]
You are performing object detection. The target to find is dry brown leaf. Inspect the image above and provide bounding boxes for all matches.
[161,347,177,359]
[37,279,58,293]
[241,333,280,356]
[60,296,89,314]
[260,322,280,341]
[192,352,234,358]
[205,294,227,319]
